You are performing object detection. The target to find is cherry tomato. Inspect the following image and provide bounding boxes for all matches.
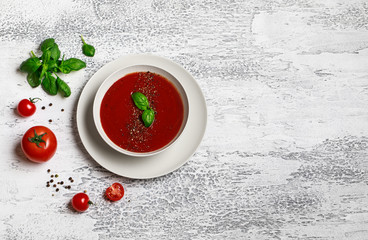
[72,193,92,212]
[17,98,41,117]
[21,126,57,163]
[105,183,124,201]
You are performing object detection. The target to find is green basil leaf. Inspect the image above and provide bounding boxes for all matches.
[81,35,95,57]
[41,50,51,63]
[58,66,70,74]
[27,69,41,87]
[39,66,47,80]
[40,38,55,52]
[42,72,58,95]
[49,43,61,60]
[82,44,95,57]
[48,60,59,72]
[58,65,72,74]
[142,108,155,127]
[59,58,86,73]
[56,76,71,97]
[131,92,149,110]
[20,57,42,73]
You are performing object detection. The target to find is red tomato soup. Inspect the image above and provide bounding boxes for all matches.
[100,72,184,153]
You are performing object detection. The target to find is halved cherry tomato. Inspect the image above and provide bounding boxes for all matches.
[21,126,57,163]
[72,193,92,212]
[105,183,124,201]
[17,98,41,117]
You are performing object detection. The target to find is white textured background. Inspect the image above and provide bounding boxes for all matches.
[1,0,368,239]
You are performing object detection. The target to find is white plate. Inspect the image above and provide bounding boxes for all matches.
[76,54,207,179]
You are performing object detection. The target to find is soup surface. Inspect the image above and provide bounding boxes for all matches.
[100,71,184,153]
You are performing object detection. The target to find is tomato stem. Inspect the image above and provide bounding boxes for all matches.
[28,129,47,148]
[88,200,93,205]
[29,97,42,103]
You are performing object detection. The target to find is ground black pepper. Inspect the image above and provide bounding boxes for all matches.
[49,119,52,123]
[47,169,50,173]
[50,179,53,183]
[56,188,59,192]
[49,103,52,106]
[53,184,56,187]
[61,109,64,112]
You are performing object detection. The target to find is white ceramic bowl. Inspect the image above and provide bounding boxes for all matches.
[93,64,189,157]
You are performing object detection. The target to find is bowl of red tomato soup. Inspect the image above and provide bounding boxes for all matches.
[93,65,189,157]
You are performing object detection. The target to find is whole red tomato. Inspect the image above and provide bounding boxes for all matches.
[21,126,57,163]
[105,183,124,201]
[72,193,92,212]
[17,98,41,117]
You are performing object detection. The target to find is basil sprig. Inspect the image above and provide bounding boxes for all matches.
[131,92,155,127]
[81,35,95,57]
[19,38,88,97]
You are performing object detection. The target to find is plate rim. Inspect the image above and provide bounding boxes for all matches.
[76,54,207,179]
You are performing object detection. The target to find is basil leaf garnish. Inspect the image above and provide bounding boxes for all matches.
[142,108,155,127]
[131,92,149,110]
[131,92,156,127]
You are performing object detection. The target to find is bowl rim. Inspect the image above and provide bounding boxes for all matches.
[93,64,190,157]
